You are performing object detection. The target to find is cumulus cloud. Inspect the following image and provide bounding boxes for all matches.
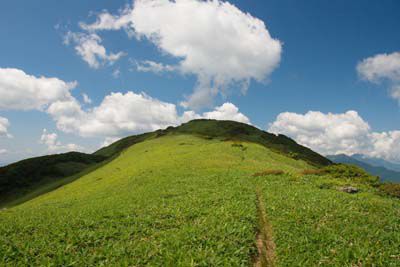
[181,102,250,124]
[0,65,250,148]
[0,68,77,110]
[45,89,250,140]
[48,91,179,137]
[101,136,122,148]
[79,92,180,137]
[357,51,400,102]
[82,93,92,104]
[135,60,176,74]
[46,98,85,134]
[80,0,282,108]
[0,116,11,138]
[269,110,400,162]
[112,68,121,78]
[202,102,250,124]
[64,32,125,69]
[40,129,83,153]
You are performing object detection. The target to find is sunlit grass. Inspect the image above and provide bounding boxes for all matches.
[0,134,398,266]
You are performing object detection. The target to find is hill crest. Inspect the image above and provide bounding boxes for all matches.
[1,119,331,207]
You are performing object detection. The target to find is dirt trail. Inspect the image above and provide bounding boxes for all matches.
[254,188,276,267]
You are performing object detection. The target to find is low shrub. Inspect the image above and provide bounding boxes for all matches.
[379,183,400,198]
[252,170,284,177]
[322,164,380,185]
[231,143,244,148]
[300,169,324,176]
[318,183,332,190]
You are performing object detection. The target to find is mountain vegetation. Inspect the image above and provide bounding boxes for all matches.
[0,152,106,206]
[327,154,400,183]
[0,120,331,208]
[0,120,399,266]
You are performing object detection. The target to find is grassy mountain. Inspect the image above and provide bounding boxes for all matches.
[0,120,399,265]
[0,120,330,208]
[96,119,332,166]
[328,154,400,183]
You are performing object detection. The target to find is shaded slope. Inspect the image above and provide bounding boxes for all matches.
[0,152,106,206]
[328,154,400,183]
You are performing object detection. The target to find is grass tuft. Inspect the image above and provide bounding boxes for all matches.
[379,183,400,198]
[253,170,285,177]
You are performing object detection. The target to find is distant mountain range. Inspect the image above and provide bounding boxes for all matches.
[351,154,400,172]
[327,154,400,183]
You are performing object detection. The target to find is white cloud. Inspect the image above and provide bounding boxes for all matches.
[64,32,125,69]
[0,116,11,138]
[80,92,180,137]
[46,98,85,134]
[80,7,133,32]
[0,68,77,110]
[0,149,7,155]
[82,93,92,104]
[40,129,83,153]
[80,0,282,109]
[101,136,121,148]
[46,88,250,138]
[48,91,180,137]
[357,52,400,82]
[112,68,121,78]
[357,51,400,101]
[202,102,250,124]
[135,60,175,74]
[369,131,400,162]
[269,110,400,162]
[180,102,250,124]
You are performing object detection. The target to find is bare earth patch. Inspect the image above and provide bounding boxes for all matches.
[254,188,276,267]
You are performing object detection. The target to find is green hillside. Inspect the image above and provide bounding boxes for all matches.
[0,152,106,207]
[96,119,332,167]
[0,120,330,208]
[1,132,399,266]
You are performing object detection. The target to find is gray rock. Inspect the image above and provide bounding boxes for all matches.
[338,186,359,194]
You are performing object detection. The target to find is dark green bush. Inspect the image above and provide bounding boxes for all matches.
[320,164,379,185]
[253,170,285,177]
[300,169,325,176]
[379,183,400,198]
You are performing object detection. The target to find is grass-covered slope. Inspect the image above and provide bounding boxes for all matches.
[1,120,331,207]
[0,135,399,266]
[0,152,106,206]
[96,119,331,166]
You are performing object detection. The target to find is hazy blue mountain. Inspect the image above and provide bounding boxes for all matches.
[327,154,400,183]
[351,154,400,172]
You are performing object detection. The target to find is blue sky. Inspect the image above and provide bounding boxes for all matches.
[0,0,400,165]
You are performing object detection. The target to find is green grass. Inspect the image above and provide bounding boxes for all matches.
[0,135,309,266]
[256,174,400,266]
[1,119,330,208]
[0,134,398,266]
[95,119,331,166]
[0,152,106,207]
